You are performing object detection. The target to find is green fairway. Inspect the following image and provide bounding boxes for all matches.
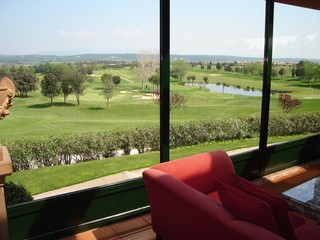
[2,65,320,196]
[1,67,319,141]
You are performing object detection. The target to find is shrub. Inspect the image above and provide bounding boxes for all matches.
[278,94,302,112]
[117,131,133,155]
[268,112,320,136]
[131,128,154,153]
[4,181,33,206]
[3,112,320,172]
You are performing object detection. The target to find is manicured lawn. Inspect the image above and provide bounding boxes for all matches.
[2,66,319,196]
[6,134,310,195]
[3,67,319,141]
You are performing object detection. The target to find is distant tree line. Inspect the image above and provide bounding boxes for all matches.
[1,59,318,107]
[187,59,320,85]
[33,60,135,74]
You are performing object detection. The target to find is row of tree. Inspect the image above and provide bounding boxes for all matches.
[0,64,87,105]
[1,58,318,107]
[170,59,320,84]
[41,69,85,106]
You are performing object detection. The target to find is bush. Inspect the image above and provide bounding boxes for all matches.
[4,112,320,172]
[278,94,302,112]
[268,112,320,136]
[4,181,33,206]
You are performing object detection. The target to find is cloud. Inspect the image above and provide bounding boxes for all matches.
[306,34,319,42]
[273,35,298,47]
[59,30,95,37]
[229,35,300,51]
[228,38,264,51]
[112,29,143,37]
[245,38,264,51]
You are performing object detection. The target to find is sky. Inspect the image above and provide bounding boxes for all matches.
[0,0,319,59]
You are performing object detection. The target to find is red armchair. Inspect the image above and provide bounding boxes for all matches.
[143,150,320,240]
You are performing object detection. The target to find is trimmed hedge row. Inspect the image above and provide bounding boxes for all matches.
[4,112,320,172]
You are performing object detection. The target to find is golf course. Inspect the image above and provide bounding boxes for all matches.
[2,60,320,196]
[1,63,319,142]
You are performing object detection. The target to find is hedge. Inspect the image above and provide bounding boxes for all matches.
[3,112,320,172]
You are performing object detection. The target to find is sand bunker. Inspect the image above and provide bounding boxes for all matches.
[120,90,139,94]
[121,90,157,100]
[133,93,157,100]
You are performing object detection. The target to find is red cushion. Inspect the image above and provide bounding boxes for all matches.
[294,223,320,240]
[206,190,221,204]
[232,174,295,240]
[289,211,306,228]
[216,181,279,234]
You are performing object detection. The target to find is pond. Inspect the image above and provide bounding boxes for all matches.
[186,83,262,97]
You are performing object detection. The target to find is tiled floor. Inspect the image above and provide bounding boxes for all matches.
[61,214,156,240]
[63,159,320,239]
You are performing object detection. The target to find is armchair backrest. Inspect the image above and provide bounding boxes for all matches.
[151,150,235,194]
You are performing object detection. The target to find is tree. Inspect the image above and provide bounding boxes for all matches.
[60,71,73,104]
[191,75,196,85]
[0,66,9,78]
[41,73,61,106]
[203,76,209,85]
[87,68,93,76]
[101,78,115,108]
[137,50,159,90]
[278,93,302,113]
[187,75,192,84]
[278,68,286,78]
[235,67,241,73]
[291,66,296,77]
[245,62,263,76]
[148,74,160,90]
[171,59,189,81]
[224,64,233,73]
[112,75,121,86]
[101,73,112,83]
[51,63,70,80]
[216,62,222,71]
[296,60,317,86]
[272,69,279,78]
[314,64,320,82]
[12,66,38,97]
[70,71,86,106]
[187,75,196,85]
[156,92,187,111]
[169,92,187,111]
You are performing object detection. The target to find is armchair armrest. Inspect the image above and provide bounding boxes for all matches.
[151,150,235,194]
[143,168,238,240]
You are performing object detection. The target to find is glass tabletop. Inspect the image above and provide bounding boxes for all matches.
[282,177,320,206]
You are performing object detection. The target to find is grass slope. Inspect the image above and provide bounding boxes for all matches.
[3,66,319,195]
[7,134,307,195]
[2,67,319,141]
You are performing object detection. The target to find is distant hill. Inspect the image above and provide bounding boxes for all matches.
[0,53,318,65]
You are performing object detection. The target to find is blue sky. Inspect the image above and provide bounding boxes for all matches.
[1,0,319,59]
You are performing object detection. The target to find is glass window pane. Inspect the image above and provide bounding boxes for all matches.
[0,0,159,202]
[270,3,320,144]
[170,0,265,158]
